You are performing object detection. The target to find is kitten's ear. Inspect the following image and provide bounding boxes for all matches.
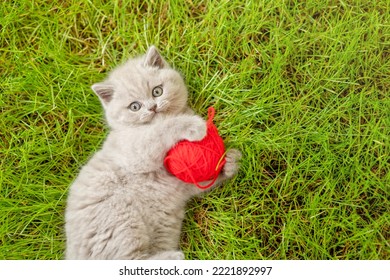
[91,82,114,104]
[144,46,168,69]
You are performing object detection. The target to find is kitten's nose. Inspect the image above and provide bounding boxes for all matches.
[148,104,157,112]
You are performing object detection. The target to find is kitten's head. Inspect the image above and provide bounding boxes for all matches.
[92,46,188,128]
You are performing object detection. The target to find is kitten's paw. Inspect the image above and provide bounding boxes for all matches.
[167,251,185,260]
[182,116,207,142]
[222,149,242,178]
[148,250,185,260]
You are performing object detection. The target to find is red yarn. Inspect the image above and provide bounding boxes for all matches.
[164,107,226,189]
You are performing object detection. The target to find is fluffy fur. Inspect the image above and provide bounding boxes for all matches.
[65,46,241,260]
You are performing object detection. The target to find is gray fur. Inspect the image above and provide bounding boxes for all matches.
[65,46,241,260]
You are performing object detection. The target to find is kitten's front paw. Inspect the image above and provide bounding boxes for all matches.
[182,116,207,142]
[222,149,242,178]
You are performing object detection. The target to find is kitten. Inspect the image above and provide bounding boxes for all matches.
[65,46,241,260]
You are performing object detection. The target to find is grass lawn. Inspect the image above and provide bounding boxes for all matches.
[1,0,389,260]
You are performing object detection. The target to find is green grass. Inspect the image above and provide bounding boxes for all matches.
[1,0,389,260]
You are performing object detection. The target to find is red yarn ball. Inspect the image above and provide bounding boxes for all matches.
[164,107,226,189]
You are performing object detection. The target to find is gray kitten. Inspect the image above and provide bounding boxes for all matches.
[65,46,241,260]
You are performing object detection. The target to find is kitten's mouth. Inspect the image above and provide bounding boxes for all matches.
[147,109,161,122]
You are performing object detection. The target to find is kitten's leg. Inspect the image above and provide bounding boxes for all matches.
[147,250,185,260]
[126,115,207,173]
[220,149,242,179]
[156,115,207,143]
[194,149,242,192]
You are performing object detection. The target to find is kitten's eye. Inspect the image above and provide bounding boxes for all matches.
[128,101,142,112]
[152,86,163,97]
